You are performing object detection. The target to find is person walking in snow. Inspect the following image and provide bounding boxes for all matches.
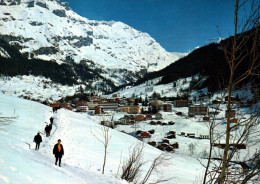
[53,139,64,167]
[47,124,52,136]
[45,125,49,137]
[33,133,42,150]
[50,117,54,125]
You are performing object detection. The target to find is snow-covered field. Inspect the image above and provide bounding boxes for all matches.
[0,94,128,184]
[0,75,82,102]
[0,73,258,183]
[0,93,207,184]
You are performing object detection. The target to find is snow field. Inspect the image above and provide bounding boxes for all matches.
[0,94,126,184]
[0,93,204,184]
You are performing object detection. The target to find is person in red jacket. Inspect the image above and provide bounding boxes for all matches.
[53,139,64,167]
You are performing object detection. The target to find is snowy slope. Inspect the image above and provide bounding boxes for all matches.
[0,0,185,77]
[0,94,128,184]
[0,75,83,102]
[0,93,206,184]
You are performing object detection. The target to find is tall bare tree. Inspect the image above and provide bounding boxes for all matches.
[92,124,111,174]
[201,0,260,183]
[219,0,259,183]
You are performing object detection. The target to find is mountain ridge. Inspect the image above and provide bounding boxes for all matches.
[0,0,185,86]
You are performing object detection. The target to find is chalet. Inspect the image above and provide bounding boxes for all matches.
[199,135,210,139]
[129,120,135,125]
[120,106,141,114]
[160,143,169,149]
[187,133,195,138]
[148,141,157,147]
[95,106,102,114]
[225,110,236,118]
[120,107,129,113]
[171,143,179,148]
[230,118,238,123]
[212,100,222,104]
[23,96,30,100]
[60,103,72,110]
[136,130,142,135]
[119,116,136,125]
[156,121,162,125]
[165,146,174,152]
[87,102,98,110]
[89,96,100,103]
[128,115,136,120]
[203,117,210,121]
[150,100,162,108]
[120,99,128,106]
[128,99,135,105]
[167,134,176,139]
[140,132,151,138]
[112,94,120,98]
[213,143,246,149]
[188,105,209,116]
[150,121,157,125]
[157,143,169,151]
[174,99,188,107]
[156,145,165,151]
[76,106,88,112]
[148,129,155,134]
[75,100,87,107]
[159,103,172,112]
[98,103,118,111]
[162,139,170,144]
[49,103,60,108]
[176,112,183,116]
[107,98,120,103]
[101,121,114,128]
[168,121,175,125]
[168,131,176,135]
[155,113,163,120]
[146,115,153,120]
[135,115,145,121]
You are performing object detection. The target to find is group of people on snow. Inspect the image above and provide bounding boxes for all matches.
[33,115,64,167]
[45,124,52,137]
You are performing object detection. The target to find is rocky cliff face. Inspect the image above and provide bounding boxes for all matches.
[0,0,185,86]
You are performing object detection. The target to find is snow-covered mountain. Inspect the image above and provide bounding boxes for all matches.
[0,0,185,85]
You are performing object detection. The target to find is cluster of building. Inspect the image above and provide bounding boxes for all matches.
[47,94,244,126]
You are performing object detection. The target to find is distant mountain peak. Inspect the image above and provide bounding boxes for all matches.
[0,0,185,86]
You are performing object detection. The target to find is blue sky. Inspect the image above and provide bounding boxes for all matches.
[62,0,236,53]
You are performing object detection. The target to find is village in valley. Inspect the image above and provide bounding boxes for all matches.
[45,81,259,159]
[0,0,259,183]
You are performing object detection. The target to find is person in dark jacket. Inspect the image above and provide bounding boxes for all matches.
[33,133,42,150]
[53,139,64,167]
[47,124,52,136]
[50,117,54,125]
[45,125,49,137]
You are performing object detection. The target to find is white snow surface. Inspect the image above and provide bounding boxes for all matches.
[0,0,186,73]
[0,75,80,102]
[0,93,206,184]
